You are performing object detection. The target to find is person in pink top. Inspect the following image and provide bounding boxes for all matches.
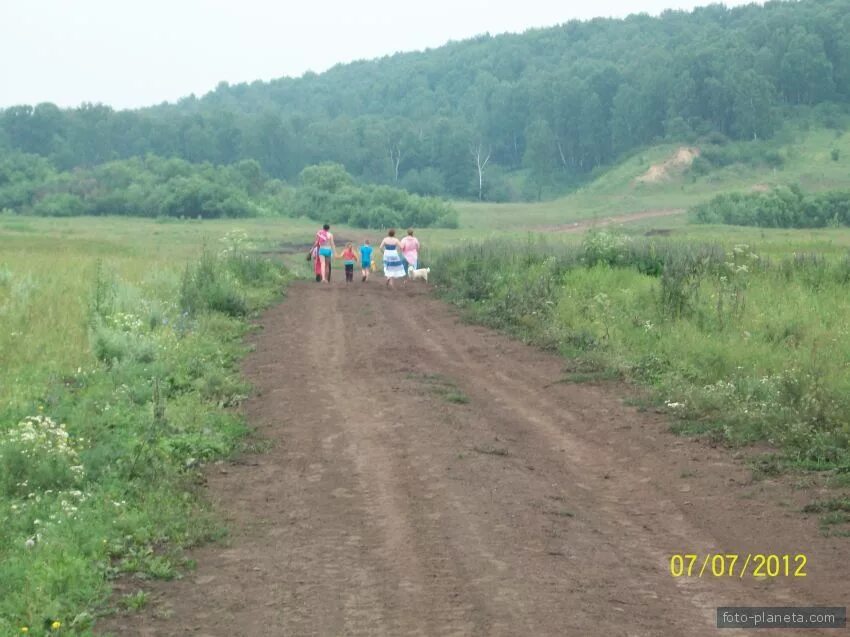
[399,228,420,274]
[311,223,336,283]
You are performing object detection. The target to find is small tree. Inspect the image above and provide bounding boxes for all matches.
[471,142,491,201]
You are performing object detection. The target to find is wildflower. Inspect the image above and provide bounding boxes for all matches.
[51,621,61,630]
[20,627,28,633]
[24,537,35,549]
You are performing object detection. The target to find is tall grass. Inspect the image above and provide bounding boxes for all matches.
[434,232,850,471]
[0,220,288,636]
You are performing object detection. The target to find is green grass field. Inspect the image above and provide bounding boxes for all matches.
[0,216,290,636]
[2,122,850,634]
[3,121,848,416]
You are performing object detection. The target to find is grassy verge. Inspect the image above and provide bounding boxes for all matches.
[0,223,288,636]
[433,232,850,490]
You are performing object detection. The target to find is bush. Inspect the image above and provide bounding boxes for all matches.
[91,324,156,364]
[691,186,850,228]
[292,163,458,229]
[0,154,293,218]
[697,141,786,171]
[367,205,401,229]
[582,231,633,267]
[0,416,84,497]
[31,193,85,216]
[180,251,247,317]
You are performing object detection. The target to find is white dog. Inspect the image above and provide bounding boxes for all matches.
[407,267,430,282]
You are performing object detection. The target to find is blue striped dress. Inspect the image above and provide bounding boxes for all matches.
[382,242,406,278]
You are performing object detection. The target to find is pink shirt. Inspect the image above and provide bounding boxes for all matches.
[400,236,419,262]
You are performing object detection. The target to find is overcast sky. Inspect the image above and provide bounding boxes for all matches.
[1,0,759,110]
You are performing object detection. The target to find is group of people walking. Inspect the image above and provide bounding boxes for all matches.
[309,224,420,288]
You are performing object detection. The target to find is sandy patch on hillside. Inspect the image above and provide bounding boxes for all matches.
[635,147,700,184]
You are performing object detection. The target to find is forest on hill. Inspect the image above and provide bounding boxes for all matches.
[1,0,849,203]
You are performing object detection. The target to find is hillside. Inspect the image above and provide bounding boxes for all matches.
[449,122,850,232]
[1,0,849,202]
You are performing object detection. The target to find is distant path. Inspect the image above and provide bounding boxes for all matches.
[102,280,846,636]
[536,207,685,232]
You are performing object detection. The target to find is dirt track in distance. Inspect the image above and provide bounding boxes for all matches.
[101,280,847,637]
[536,207,686,232]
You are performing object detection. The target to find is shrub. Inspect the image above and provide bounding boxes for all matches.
[368,205,401,229]
[691,186,850,228]
[91,323,157,364]
[292,164,458,229]
[582,231,633,267]
[179,250,247,317]
[31,193,85,217]
[0,416,84,497]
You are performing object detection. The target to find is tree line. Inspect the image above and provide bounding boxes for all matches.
[1,0,849,201]
[692,185,850,228]
[0,152,457,227]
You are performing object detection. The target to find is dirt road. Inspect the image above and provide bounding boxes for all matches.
[536,208,685,233]
[108,281,847,636]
